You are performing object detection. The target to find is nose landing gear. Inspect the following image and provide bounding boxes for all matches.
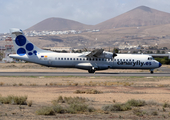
[150,69,154,74]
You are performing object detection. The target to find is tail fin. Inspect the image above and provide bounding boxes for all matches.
[10,28,50,56]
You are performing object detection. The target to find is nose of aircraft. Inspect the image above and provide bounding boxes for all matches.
[159,62,162,67]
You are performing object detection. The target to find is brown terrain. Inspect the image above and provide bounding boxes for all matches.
[0,63,170,119]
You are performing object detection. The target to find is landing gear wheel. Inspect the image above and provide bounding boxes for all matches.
[150,71,154,74]
[88,69,95,73]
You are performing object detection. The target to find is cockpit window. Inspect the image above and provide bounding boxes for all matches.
[148,57,153,60]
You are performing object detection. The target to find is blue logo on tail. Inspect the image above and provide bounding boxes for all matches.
[15,35,37,56]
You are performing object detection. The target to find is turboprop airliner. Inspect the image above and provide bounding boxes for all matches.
[9,28,162,74]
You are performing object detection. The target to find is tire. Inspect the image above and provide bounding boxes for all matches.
[88,69,95,73]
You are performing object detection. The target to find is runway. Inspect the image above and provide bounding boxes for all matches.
[0,72,170,77]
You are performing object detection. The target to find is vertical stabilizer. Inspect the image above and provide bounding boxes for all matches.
[10,28,50,57]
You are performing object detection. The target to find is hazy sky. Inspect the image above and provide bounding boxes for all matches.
[1,0,170,33]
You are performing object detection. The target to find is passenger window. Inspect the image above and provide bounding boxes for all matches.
[61,58,63,60]
[117,59,119,61]
[123,59,125,61]
[102,58,104,61]
[83,58,85,60]
[120,59,122,61]
[80,58,82,60]
[99,58,101,61]
[58,58,60,60]
[129,59,131,62]
[64,58,66,60]
[87,58,88,60]
[77,58,79,60]
[70,58,72,60]
[132,59,134,62]
[96,58,98,61]
[73,58,75,60]
[67,58,69,60]
[126,59,128,61]
[92,58,94,61]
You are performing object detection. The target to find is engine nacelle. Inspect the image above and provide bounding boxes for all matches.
[98,51,113,59]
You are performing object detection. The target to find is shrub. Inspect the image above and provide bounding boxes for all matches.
[74,89,103,94]
[37,96,96,115]
[127,99,146,107]
[133,108,146,116]
[30,83,37,86]
[67,103,93,113]
[69,103,88,112]
[0,95,27,105]
[151,111,158,116]
[74,90,83,94]
[53,96,88,104]
[27,100,33,107]
[52,104,65,114]
[64,96,87,104]
[36,106,55,115]
[18,83,23,86]
[13,83,17,86]
[102,103,131,111]
[163,102,170,108]
[0,82,4,86]
[56,96,65,103]
[87,106,95,112]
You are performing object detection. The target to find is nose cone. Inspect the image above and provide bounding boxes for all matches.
[159,62,162,67]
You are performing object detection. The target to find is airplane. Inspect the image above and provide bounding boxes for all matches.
[9,28,162,74]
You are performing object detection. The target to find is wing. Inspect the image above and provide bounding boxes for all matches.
[86,49,104,57]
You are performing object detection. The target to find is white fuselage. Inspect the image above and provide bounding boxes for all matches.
[10,52,161,71]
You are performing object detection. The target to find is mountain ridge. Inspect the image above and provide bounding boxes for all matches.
[26,6,170,31]
[94,6,170,29]
[26,17,92,31]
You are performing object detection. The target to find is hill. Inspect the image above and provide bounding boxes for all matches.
[26,17,92,31]
[94,6,170,29]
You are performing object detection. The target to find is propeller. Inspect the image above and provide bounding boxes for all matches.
[112,48,117,58]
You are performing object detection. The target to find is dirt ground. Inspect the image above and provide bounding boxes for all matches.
[0,63,170,119]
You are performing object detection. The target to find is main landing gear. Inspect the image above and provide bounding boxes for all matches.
[88,67,96,73]
[88,69,95,73]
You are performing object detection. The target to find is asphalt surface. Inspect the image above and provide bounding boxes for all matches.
[0,72,169,77]
[0,67,169,77]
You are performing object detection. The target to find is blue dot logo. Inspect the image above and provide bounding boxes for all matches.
[33,50,37,55]
[28,52,33,56]
[26,43,34,51]
[17,48,26,56]
[15,35,26,46]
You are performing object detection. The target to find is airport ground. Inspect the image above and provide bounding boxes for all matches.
[0,63,170,119]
